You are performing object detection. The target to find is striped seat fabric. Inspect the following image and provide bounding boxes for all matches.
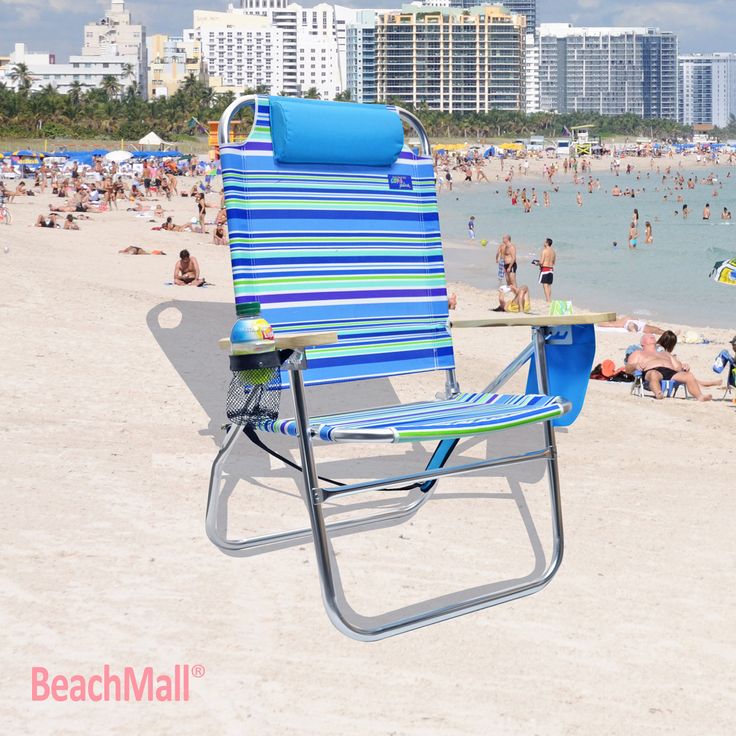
[257,393,568,444]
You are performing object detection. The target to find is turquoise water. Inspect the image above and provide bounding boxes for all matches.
[438,165,736,328]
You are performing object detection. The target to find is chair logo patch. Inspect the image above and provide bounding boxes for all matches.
[388,175,413,190]
[546,325,573,345]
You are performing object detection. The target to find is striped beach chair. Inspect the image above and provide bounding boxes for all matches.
[207,96,596,640]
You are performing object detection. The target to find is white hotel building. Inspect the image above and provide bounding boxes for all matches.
[192,1,357,99]
[678,53,736,128]
[0,0,146,96]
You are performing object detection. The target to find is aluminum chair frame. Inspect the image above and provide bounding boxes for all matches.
[206,97,566,641]
[630,370,688,399]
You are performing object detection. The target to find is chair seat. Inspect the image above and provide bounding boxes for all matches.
[259,392,569,443]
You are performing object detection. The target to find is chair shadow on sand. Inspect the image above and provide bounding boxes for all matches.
[147,299,560,627]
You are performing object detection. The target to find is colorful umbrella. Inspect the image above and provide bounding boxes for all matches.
[710,258,736,286]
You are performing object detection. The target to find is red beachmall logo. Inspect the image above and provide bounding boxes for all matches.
[31,664,205,702]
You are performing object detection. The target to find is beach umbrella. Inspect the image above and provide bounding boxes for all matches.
[13,149,35,156]
[104,150,132,163]
[90,148,109,156]
[710,258,736,286]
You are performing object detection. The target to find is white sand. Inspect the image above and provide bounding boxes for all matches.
[1,178,735,735]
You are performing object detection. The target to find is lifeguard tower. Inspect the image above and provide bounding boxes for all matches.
[571,125,596,156]
[208,120,247,161]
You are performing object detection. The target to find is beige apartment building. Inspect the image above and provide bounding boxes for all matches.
[375,5,526,112]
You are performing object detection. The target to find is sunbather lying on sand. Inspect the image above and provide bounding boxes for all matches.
[119,246,166,255]
[161,216,192,232]
[493,284,530,313]
[35,212,59,228]
[599,316,664,335]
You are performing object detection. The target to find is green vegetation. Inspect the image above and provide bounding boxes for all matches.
[0,72,717,144]
[0,74,248,142]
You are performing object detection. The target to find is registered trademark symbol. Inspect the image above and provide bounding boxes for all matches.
[191,665,205,678]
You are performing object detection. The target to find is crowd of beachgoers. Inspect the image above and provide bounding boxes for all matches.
[0,154,230,286]
[2,143,734,404]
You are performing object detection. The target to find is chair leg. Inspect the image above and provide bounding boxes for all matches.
[205,424,441,555]
[292,328,564,641]
[300,428,564,641]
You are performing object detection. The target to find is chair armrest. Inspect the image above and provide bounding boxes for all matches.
[218,331,338,351]
[451,312,617,328]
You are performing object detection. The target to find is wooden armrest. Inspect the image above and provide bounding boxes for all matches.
[451,311,617,328]
[218,331,338,351]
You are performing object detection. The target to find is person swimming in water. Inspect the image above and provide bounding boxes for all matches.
[628,221,638,249]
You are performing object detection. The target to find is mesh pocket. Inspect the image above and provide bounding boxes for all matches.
[226,352,283,427]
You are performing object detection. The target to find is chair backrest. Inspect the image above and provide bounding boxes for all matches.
[220,96,455,387]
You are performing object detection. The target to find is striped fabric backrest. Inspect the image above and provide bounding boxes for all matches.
[220,96,455,386]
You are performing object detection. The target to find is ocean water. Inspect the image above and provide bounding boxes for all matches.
[437,164,736,328]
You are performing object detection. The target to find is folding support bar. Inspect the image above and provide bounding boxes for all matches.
[321,446,553,501]
[206,424,440,554]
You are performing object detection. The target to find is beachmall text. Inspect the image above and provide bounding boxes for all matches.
[31,664,204,702]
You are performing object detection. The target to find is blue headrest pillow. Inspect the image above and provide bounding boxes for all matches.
[269,96,404,167]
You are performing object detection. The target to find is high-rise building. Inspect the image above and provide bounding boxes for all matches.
[375,5,526,113]
[147,34,203,98]
[82,0,147,97]
[193,2,355,99]
[678,53,736,127]
[538,23,678,119]
[524,31,539,112]
[445,0,536,34]
[193,10,285,94]
[346,10,377,103]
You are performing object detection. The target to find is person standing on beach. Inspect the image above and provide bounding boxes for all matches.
[467,216,476,240]
[703,203,710,220]
[537,238,556,302]
[576,191,583,207]
[645,221,653,244]
[501,234,517,288]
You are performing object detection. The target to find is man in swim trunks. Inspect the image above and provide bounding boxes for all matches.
[626,334,712,401]
[536,237,556,302]
[501,233,517,287]
[173,249,204,286]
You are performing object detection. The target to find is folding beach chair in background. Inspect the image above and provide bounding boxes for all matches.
[206,96,605,640]
[630,370,688,399]
[712,348,736,400]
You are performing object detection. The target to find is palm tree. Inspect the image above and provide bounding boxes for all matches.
[100,75,122,100]
[182,73,199,97]
[8,63,34,93]
[67,81,84,107]
[199,86,216,108]
[303,87,321,99]
[126,80,140,97]
[121,62,135,85]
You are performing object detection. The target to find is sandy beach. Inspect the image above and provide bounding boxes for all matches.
[1,172,735,734]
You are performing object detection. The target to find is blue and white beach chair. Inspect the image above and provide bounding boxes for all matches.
[630,370,688,399]
[207,96,604,640]
[712,348,736,400]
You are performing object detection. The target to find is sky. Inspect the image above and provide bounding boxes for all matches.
[0,0,733,63]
